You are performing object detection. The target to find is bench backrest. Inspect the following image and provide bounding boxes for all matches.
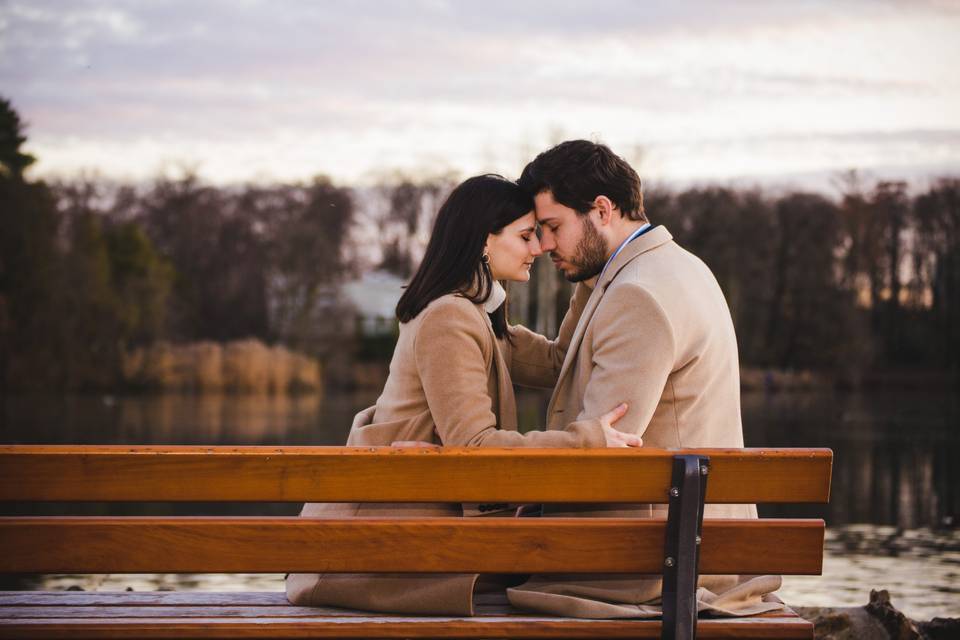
[1,446,831,576]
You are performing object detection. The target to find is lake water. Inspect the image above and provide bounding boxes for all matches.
[2,389,958,620]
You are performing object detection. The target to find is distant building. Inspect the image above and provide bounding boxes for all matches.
[341,270,404,336]
[266,269,404,358]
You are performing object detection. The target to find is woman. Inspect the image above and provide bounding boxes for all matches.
[286,174,638,615]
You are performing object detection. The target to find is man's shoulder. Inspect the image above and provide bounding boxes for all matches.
[595,280,671,331]
[623,235,698,271]
[601,241,728,325]
[618,239,720,292]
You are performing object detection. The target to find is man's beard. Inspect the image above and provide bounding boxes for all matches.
[557,216,609,282]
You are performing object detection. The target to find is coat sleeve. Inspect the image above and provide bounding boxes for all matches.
[576,283,676,438]
[507,283,592,388]
[415,300,605,448]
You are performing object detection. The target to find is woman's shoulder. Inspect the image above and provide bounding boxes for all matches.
[413,293,490,346]
[419,292,483,322]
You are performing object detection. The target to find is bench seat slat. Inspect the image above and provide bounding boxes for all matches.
[0,606,354,618]
[0,609,813,639]
[0,592,555,607]
[0,592,291,607]
[0,517,824,575]
[0,446,833,504]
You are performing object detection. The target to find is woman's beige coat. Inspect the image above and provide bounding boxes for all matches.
[286,285,604,615]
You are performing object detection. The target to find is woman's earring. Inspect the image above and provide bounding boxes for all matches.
[481,253,490,264]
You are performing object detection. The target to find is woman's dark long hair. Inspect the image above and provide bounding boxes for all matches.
[396,174,533,339]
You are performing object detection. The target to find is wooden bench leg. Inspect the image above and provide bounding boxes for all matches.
[661,454,709,640]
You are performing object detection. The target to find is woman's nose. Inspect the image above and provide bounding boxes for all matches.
[529,237,543,256]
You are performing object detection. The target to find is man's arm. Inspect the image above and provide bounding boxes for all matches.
[508,283,592,388]
[576,283,676,438]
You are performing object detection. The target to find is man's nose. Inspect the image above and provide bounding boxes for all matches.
[539,232,556,252]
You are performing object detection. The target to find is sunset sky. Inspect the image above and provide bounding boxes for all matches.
[3,0,959,190]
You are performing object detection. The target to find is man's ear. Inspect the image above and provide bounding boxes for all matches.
[594,196,615,226]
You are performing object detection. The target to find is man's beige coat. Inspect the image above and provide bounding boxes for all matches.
[286,285,605,615]
[506,225,783,618]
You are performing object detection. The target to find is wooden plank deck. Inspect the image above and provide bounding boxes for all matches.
[0,592,814,638]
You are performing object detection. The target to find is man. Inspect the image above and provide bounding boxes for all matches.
[506,140,782,618]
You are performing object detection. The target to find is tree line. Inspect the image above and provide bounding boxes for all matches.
[1,98,958,392]
[645,177,959,377]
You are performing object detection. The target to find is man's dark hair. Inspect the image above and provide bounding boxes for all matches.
[519,140,647,222]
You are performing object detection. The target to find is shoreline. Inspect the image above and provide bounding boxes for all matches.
[739,367,957,393]
[796,590,958,639]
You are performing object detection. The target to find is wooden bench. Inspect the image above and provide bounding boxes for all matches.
[0,445,832,639]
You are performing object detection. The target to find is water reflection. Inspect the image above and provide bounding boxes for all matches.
[739,391,959,529]
[1,391,375,446]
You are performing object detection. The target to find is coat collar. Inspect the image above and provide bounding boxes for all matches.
[595,225,673,292]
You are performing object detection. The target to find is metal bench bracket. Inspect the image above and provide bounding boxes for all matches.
[661,454,709,640]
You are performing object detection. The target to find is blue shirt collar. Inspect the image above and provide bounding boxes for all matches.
[600,223,652,278]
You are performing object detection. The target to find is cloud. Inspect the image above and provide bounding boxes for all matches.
[2,0,958,185]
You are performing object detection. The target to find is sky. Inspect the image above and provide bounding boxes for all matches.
[2,0,959,190]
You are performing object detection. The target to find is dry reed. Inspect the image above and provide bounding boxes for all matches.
[122,339,320,393]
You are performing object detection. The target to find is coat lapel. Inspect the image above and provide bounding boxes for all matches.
[546,226,674,417]
[474,305,518,431]
[492,338,518,431]
[546,284,605,416]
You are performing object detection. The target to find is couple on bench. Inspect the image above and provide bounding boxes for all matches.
[286,140,783,619]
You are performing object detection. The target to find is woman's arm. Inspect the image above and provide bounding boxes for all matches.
[507,283,592,388]
[414,298,605,448]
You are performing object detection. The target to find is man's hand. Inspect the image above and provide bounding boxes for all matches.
[600,402,642,447]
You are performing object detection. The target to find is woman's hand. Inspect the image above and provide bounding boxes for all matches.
[390,441,441,448]
[601,403,641,447]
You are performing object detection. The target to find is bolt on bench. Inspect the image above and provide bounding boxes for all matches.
[0,445,832,639]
